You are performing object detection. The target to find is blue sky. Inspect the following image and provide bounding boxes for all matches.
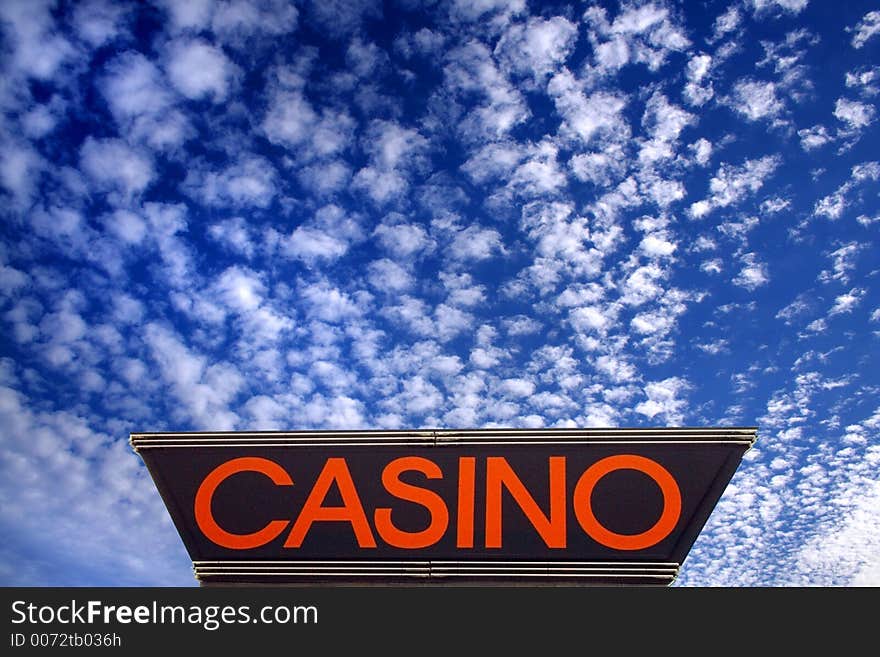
[0,0,878,587]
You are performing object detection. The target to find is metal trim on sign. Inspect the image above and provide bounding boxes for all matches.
[131,427,758,450]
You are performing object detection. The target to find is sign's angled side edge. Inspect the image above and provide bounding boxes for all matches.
[668,430,757,568]
[131,435,203,566]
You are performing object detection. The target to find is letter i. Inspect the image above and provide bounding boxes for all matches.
[456,457,476,548]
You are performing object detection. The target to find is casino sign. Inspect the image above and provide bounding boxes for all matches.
[131,427,756,586]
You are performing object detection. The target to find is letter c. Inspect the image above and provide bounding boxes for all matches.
[195,457,293,549]
[573,455,681,551]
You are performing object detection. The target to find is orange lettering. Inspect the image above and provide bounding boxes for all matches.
[485,456,566,548]
[573,454,681,550]
[374,457,448,548]
[456,456,476,548]
[284,457,376,548]
[194,457,292,549]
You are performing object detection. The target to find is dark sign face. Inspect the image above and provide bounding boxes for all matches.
[131,428,756,586]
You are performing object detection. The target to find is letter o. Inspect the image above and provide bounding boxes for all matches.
[573,455,681,551]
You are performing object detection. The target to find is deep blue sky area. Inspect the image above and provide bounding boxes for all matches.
[0,0,878,586]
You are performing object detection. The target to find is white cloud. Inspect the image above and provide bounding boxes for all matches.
[688,200,712,220]
[346,37,389,79]
[570,144,628,186]
[749,0,809,15]
[441,272,485,308]
[364,120,428,171]
[548,70,630,146]
[717,215,759,241]
[813,161,880,221]
[100,55,165,117]
[214,266,264,312]
[395,27,446,59]
[506,140,568,198]
[570,306,609,333]
[632,303,687,352]
[261,87,318,147]
[797,125,832,151]
[640,233,677,257]
[795,478,880,585]
[207,217,257,258]
[853,162,880,181]
[372,217,433,259]
[469,346,504,369]
[712,6,741,40]
[498,377,534,398]
[435,303,474,342]
[449,225,504,262]
[304,0,381,38]
[155,0,213,31]
[828,288,866,316]
[729,79,784,121]
[733,253,769,290]
[813,191,846,220]
[495,16,577,85]
[620,263,664,306]
[519,201,603,277]
[684,53,713,106]
[688,138,712,166]
[100,52,190,150]
[184,156,276,208]
[297,160,353,196]
[0,0,76,81]
[0,265,29,295]
[166,38,238,101]
[696,339,729,355]
[845,66,880,96]
[285,227,349,264]
[634,377,691,424]
[711,155,779,204]
[367,258,413,294]
[143,323,243,429]
[639,92,695,163]
[693,155,781,217]
[353,120,429,205]
[0,384,194,585]
[350,169,403,205]
[100,211,142,248]
[583,2,690,73]
[261,81,355,163]
[502,315,541,336]
[851,10,880,49]
[461,141,523,184]
[443,41,529,143]
[71,0,127,48]
[141,202,195,288]
[211,0,300,46]
[300,279,366,323]
[385,375,443,417]
[301,393,366,429]
[284,204,363,266]
[819,243,861,284]
[594,354,637,383]
[0,141,43,208]
[79,138,155,200]
[19,96,64,139]
[691,236,716,252]
[834,97,875,130]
